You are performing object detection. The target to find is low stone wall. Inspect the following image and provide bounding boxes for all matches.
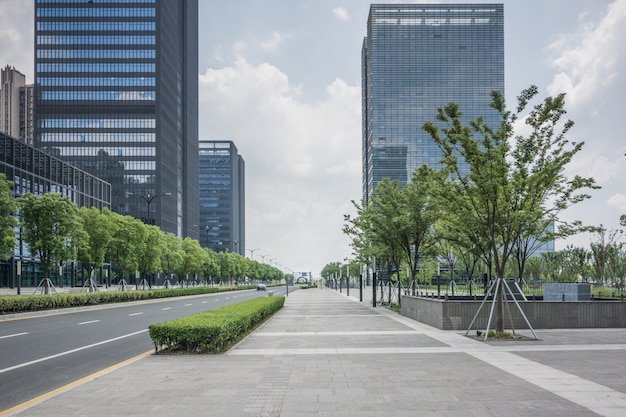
[400,295,626,330]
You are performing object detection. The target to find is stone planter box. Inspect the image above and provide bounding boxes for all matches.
[400,295,626,330]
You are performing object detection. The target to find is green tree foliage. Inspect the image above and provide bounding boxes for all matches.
[422,86,597,332]
[589,226,623,285]
[178,237,206,283]
[19,193,82,291]
[161,232,184,284]
[0,174,17,259]
[137,224,166,287]
[76,207,116,287]
[106,213,146,287]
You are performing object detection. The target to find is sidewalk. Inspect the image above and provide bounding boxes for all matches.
[8,287,626,417]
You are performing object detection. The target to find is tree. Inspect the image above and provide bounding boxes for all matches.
[0,174,17,260]
[423,86,598,333]
[107,213,146,289]
[137,224,165,288]
[589,226,623,285]
[76,207,116,290]
[20,193,82,293]
[160,232,183,287]
[202,248,220,283]
[178,237,206,284]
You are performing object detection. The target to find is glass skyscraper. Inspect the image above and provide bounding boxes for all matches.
[34,0,199,238]
[362,4,504,202]
[198,140,245,256]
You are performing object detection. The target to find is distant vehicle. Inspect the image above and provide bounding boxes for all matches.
[256,284,267,291]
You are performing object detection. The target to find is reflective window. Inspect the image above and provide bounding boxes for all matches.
[37,35,155,45]
[39,77,155,87]
[38,22,155,31]
[41,133,155,142]
[37,63,155,72]
[37,49,155,59]
[37,8,156,17]
[41,91,155,101]
[40,118,155,129]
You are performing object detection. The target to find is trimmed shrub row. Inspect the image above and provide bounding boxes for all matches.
[148,296,285,354]
[0,285,256,315]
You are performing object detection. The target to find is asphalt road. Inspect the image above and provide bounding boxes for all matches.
[0,286,292,412]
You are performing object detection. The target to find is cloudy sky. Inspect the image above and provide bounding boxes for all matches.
[1,0,625,277]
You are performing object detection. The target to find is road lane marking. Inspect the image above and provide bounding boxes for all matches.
[128,312,143,316]
[161,307,172,310]
[0,332,28,339]
[0,329,148,374]
[0,350,152,417]
[201,301,208,303]
[184,303,192,307]
[78,320,100,325]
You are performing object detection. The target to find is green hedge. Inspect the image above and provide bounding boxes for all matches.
[148,296,285,354]
[0,286,256,315]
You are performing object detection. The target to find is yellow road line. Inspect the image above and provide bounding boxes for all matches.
[0,350,152,417]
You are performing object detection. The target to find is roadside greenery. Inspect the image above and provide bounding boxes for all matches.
[1,191,290,290]
[148,296,285,353]
[0,285,254,315]
[339,87,601,332]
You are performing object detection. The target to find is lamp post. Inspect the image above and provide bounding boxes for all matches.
[259,254,268,264]
[132,192,171,225]
[246,248,260,261]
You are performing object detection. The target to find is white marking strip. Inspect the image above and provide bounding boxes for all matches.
[78,320,100,325]
[0,332,28,339]
[184,303,192,307]
[128,312,143,316]
[0,329,148,374]
[469,350,626,417]
[161,307,172,311]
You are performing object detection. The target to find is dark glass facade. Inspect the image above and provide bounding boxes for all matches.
[34,0,198,238]
[198,141,245,256]
[0,130,111,287]
[362,4,505,202]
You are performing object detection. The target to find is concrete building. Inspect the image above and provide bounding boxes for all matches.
[198,140,245,256]
[0,66,34,145]
[34,0,199,238]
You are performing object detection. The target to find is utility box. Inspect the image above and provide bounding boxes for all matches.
[544,283,591,301]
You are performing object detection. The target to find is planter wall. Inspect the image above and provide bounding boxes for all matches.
[400,295,626,330]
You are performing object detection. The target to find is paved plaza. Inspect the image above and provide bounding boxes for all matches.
[5,287,626,416]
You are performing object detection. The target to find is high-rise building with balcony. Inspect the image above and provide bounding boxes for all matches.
[34,0,199,238]
[198,140,245,256]
[362,4,504,202]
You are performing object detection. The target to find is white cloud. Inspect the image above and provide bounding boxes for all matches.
[333,7,350,21]
[607,193,626,212]
[259,30,289,52]
[199,58,361,274]
[547,0,626,107]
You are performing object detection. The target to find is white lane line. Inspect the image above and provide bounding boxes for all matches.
[184,303,192,307]
[161,307,172,311]
[0,329,148,374]
[78,320,100,325]
[201,301,208,304]
[128,312,143,316]
[0,332,28,340]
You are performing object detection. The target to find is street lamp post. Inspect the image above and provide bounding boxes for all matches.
[246,248,260,261]
[132,192,171,225]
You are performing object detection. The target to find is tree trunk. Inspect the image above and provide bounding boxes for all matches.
[495,278,505,333]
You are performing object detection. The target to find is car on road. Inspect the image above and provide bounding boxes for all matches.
[256,284,267,291]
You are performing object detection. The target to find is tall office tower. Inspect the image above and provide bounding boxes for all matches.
[34,0,199,238]
[198,140,245,256]
[1,66,34,145]
[362,4,504,202]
